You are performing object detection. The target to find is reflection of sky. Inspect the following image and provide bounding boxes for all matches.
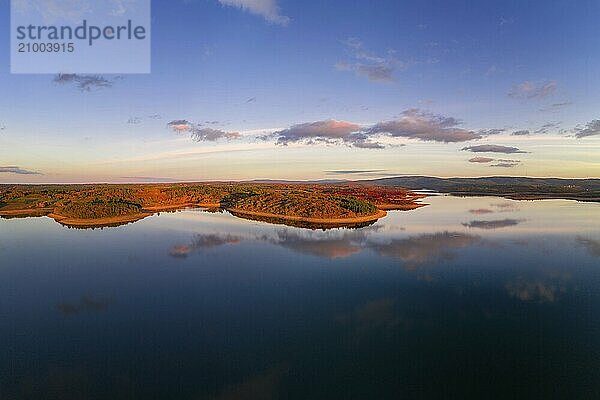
[0,196,599,398]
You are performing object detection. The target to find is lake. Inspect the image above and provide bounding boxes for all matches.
[1,195,599,399]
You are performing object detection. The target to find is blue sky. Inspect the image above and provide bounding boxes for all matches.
[0,0,599,182]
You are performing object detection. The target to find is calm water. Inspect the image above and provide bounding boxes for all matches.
[1,196,599,399]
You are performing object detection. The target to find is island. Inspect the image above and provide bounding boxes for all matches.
[0,183,426,229]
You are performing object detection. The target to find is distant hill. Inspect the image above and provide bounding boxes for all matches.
[360,176,600,201]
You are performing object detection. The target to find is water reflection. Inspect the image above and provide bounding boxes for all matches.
[57,296,112,315]
[576,236,600,257]
[505,273,571,304]
[462,218,523,229]
[1,195,599,399]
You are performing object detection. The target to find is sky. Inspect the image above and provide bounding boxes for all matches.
[0,0,599,183]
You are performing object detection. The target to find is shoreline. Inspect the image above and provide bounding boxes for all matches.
[1,205,388,228]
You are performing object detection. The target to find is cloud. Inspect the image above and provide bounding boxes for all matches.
[508,80,557,99]
[462,144,527,154]
[273,119,381,148]
[0,166,42,175]
[325,170,386,174]
[539,101,572,112]
[54,73,116,91]
[167,120,194,132]
[367,109,481,143]
[478,128,506,136]
[191,128,241,141]
[109,0,133,16]
[336,38,403,83]
[14,0,91,23]
[468,157,495,163]
[534,122,561,134]
[168,120,240,142]
[218,0,289,25]
[246,96,257,103]
[512,130,530,136]
[573,119,600,138]
[462,219,522,229]
[490,160,520,168]
[127,117,141,125]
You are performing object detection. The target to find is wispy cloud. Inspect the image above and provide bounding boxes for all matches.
[168,120,240,142]
[368,109,481,143]
[218,0,289,25]
[468,157,495,163]
[462,144,527,154]
[167,120,194,132]
[509,80,557,99]
[477,128,506,136]
[191,128,241,141]
[573,119,600,138]
[14,0,91,23]
[468,156,520,167]
[512,130,530,136]
[490,159,521,168]
[539,101,572,112]
[336,38,403,83]
[325,170,386,174]
[0,166,42,175]
[534,122,561,134]
[54,73,116,91]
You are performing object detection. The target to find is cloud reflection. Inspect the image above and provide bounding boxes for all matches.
[57,296,112,315]
[369,232,481,269]
[576,237,600,257]
[462,219,523,230]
